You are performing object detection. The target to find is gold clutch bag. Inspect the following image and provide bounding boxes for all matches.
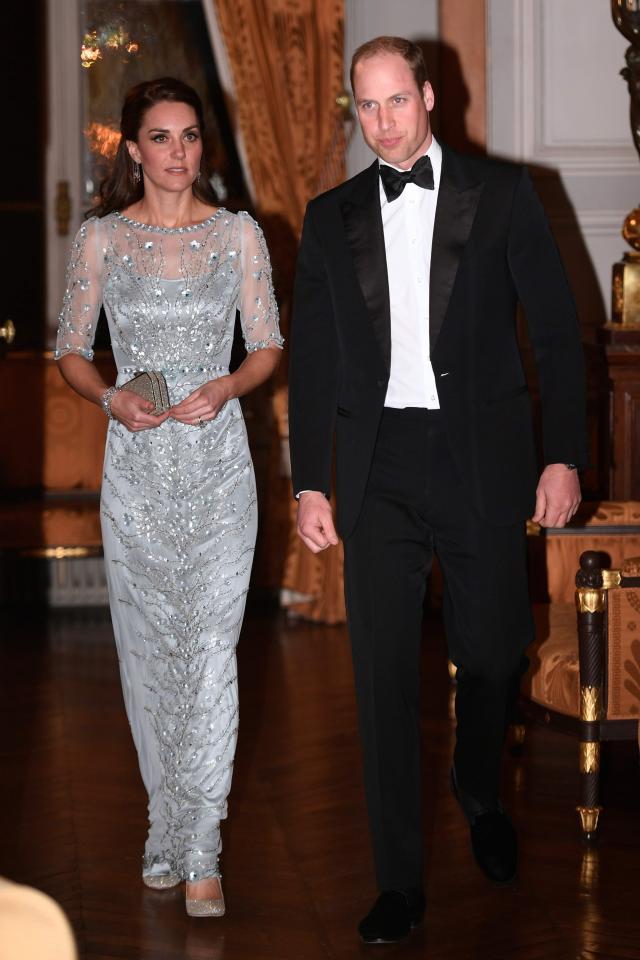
[121,371,170,415]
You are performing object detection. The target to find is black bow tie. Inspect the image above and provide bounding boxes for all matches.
[379,155,434,202]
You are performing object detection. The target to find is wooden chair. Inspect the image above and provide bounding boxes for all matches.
[521,548,640,840]
[448,503,640,838]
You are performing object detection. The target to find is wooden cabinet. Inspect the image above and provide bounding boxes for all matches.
[599,324,640,499]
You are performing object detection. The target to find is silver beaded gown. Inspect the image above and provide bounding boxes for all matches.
[55,209,283,882]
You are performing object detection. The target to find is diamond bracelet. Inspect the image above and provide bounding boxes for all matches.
[101,385,119,420]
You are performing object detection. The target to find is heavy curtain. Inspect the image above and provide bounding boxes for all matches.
[208,0,349,622]
[210,0,346,234]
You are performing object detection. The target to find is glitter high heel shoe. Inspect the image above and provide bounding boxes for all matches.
[185,877,225,917]
[142,873,181,890]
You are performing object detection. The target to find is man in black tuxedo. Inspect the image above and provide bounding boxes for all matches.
[288,36,587,944]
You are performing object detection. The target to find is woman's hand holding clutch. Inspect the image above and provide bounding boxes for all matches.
[169,377,233,428]
[110,389,172,432]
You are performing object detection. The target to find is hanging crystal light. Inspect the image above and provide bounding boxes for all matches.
[80,31,102,69]
[80,20,141,68]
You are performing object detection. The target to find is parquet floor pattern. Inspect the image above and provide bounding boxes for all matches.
[1,603,639,960]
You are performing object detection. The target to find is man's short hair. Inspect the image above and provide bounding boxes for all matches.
[350,36,429,94]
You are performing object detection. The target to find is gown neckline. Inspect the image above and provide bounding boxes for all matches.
[113,208,226,234]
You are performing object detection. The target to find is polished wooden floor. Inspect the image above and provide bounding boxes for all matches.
[1,599,639,960]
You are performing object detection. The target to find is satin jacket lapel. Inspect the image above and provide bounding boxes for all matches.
[430,148,484,352]
[340,162,391,372]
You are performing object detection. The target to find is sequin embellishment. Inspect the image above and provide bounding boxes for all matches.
[55,210,282,880]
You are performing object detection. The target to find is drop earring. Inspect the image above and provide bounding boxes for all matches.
[133,162,141,184]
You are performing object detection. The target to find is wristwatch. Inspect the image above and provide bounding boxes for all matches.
[564,463,577,470]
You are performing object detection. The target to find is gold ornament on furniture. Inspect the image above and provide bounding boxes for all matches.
[576,587,606,614]
[577,806,603,834]
[579,741,600,774]
[602,568,622,589]
[580,685,602,722]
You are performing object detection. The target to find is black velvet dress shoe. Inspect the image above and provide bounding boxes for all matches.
[450,767,518,885]
[358,889,426,944]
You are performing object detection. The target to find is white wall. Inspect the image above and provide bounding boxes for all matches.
[487,0,637,329]
[344,0,439,176]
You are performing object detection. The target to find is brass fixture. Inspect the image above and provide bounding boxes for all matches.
[0,318,15,344]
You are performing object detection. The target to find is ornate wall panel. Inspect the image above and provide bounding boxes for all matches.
[487,0,637,336]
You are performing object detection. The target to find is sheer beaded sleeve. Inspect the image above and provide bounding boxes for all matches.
[54,218,104,361]
[238,213,283,353]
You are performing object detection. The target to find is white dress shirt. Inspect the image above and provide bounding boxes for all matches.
[380,137,442,409]
[295,139,443,498]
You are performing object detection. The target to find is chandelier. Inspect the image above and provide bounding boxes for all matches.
[81,21,141,69]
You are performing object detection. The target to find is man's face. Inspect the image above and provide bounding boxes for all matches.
[353,52,434,170]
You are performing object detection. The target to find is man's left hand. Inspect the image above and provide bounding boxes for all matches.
[532,463,582,528]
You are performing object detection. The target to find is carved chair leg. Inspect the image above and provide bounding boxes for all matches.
[577,741,602,842]
[575,552,608,844]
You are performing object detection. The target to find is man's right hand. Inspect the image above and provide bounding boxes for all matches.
[296,491,339,553]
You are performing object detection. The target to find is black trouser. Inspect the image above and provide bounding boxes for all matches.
[343,408,533,892]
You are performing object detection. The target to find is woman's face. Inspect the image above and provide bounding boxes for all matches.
[126,100,203,193]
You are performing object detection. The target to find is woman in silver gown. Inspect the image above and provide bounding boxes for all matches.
[55,78,282,917]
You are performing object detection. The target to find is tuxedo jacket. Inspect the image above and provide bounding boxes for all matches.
[288,145,588,540]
